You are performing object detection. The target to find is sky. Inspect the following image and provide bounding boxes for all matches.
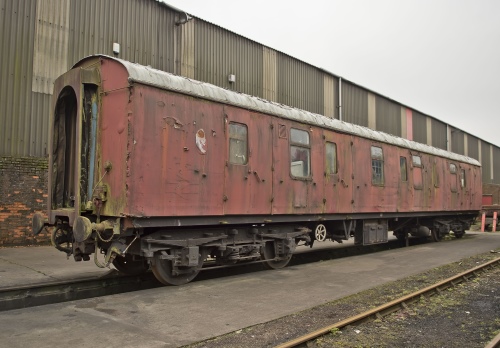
[164,0,500,148]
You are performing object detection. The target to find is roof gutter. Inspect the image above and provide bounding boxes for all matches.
[157,1,192,25]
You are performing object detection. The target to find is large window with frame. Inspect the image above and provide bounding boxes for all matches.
[412,155,423,189]
[325,142,337,175]
[290,128,311,178]
[371,146,384,185]
[228,123,248,165]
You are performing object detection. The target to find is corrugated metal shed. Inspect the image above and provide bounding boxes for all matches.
[323,74,338,118]
[375,95,401,137]
[431,118,447,150]
[450,127,465,155]
[412,111,427,145]
[68,0,176,71]
[0,0,36,156]
[342,81,368,127]
[481,141,492,183]
[494,146,500,183]
[194,19,263,96]
[467,135,479,161]
[277,52,323,115]
[1,0,499,187]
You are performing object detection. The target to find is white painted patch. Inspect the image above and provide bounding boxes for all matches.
[196,129,207,154]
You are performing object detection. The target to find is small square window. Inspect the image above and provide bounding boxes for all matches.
[371,146,384,185]
[400,157,407,182]
[326,142,337,175]
[290,128,311,178]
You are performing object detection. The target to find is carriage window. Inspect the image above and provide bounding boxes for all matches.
[290,128,310,178]
[325,142,337,175]
[400,157,407,182]
[449,163,458,192]
[460,169,466,188]
[371,146,384,185]
[412,155,423,189]
[229,123,248,165]
[433,162,440,187]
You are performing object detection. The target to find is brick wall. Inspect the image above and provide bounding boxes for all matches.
[483,183,500,205]
[0,156,51,246]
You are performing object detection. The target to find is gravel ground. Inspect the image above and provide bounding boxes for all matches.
[185,239,500,348]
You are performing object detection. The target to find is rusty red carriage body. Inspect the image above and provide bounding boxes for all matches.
[33,56,482,285]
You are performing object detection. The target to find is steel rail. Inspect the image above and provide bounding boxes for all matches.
[0,272,162,312]
[485,331,500,348]
[275,256,500,348]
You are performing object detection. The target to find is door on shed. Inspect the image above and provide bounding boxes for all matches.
[223,108,273,215]
[322,131,353,214]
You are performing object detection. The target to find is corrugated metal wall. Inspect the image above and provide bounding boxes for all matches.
[277,52,323,114]
[68,0,176,71]
[323,74,338,119]
[1,0,499,185]
[494,146,500,184]
[481,141,492,183]
[412,111,427,145]
[450,127,465,155]
[195,20,263,96]
[375,96,401,137]
[431,118,447,150]
[0,0,41,156]
[263,46,277,102]
[467,135,479,161]
[1,0,179,157]
[342,82,368,127]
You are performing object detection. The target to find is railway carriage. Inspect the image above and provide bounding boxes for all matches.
[33,55,482,285]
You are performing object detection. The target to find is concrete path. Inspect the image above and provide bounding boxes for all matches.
[1,232,499,347]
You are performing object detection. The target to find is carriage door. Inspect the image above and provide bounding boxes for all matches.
[223,109,273,215]
[412,154,424,208]
[52,87,78,210]
[323,131,352,214]
[398,155,410,211]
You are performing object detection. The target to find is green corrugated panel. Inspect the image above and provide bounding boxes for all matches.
[481,141,492,183]
[194,19,263,97]
[450,127,465,155]
[431,118,447,150]
[467,135,479,160]
[412,111,427,145]
[342,82,368,127]
[0,0,38,156]
[375,96,401,137]
[494,146,500,184]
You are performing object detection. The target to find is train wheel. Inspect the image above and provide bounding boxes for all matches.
[314,224,327,242]
[151,249,206,286]
[431,229,442,242]
[395,232,407,242]
[262,241,292,270]
[112,254,149,275]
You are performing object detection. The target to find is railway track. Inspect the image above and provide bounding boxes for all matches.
[0,237,435,312]
[275,256,500,348]
[0,272,162,312]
